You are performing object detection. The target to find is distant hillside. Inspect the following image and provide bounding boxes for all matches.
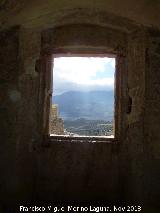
[64,118,113,136]
[52,90,114,121]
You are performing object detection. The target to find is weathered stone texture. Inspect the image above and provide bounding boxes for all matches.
[0,27,21,207]
[50,105,64,135]
[36,142,119,202]
[0,6,160,213]
[145,29,160,157]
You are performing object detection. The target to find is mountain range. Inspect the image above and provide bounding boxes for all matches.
[52,90,114,121]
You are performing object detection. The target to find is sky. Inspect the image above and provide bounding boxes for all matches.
[53,57,115,95]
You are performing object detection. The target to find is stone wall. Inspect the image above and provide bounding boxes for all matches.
[0,9,160,213]
[142,28,160,209]
[0,27,21,208]
[35,23,127,205]
[50,105,64,135]
[36,142,119,203]
[0,27,41,210]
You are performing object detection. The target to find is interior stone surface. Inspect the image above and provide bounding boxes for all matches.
[0,1,160,212]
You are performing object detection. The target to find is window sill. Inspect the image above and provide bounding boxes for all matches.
[48,134,117,143]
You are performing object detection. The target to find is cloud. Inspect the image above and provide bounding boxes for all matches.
[53,57,115,94]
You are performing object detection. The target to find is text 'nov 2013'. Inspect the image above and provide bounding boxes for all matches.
[19,205,142,212]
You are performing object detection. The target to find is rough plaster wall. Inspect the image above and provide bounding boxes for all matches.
[35,24,127,203]
[1,7,160,212]
[123,30,146,203]
[37,142,119,203]
[119,29,160,212]
[0,27,41,209]
[142,29,160,210]
[18,27,41,144]
[16,28,41,203]
[146,29,160,159]
[1,0,160,29]
[41,24,126,53]
[0,27,21,205]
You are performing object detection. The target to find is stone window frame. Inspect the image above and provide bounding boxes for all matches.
[39,24,127,143]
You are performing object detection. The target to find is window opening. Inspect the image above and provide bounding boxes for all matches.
[50,56,115,138]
